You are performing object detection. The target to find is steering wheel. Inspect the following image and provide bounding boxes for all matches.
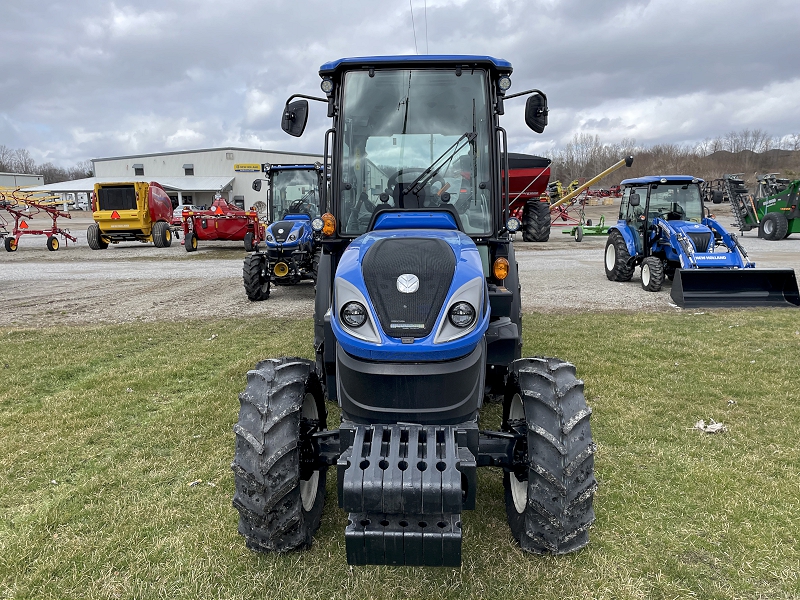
[386,168,448,206]
[287,199,313,215]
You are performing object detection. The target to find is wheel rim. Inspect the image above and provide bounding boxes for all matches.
[509,393,527,514]
[166,229,172,242]
[299,392,319,512]
[763,219,774,235]
[52,238,59,250]
[642,263,651,286]
[191,236,197,249]
[605,243,616,271]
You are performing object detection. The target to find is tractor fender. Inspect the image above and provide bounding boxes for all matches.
[608,221,640,258]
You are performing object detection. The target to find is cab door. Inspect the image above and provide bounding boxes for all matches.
[621,186,649,254]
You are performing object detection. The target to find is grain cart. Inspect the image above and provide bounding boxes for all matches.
[88,181,173,249]
[231,55,597,566]
[182,195,264,252]
[604,176,799,308]
[242,164,324,299]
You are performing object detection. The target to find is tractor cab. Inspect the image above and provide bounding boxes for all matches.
[621,176,705,253]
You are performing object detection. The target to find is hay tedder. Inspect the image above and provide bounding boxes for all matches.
[182,195,264,252]
[231,55,597,567]
[0,188,76,251]
[605,175,799,308]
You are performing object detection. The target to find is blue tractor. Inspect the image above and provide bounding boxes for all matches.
[231,56,597,566]
[604,176,799,307]
[243,163,325,300]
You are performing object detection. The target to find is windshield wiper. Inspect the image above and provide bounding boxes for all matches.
[404,132,477,196]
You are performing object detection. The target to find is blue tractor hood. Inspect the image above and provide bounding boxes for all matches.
[332,226,490,362]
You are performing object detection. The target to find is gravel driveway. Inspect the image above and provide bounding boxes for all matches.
[1,205,797,328]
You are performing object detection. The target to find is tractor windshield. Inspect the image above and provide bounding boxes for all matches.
[337,68,493,236]
[270,169,321,221]
[647,183,703,225]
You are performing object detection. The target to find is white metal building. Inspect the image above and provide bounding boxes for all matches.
[0,172,45,188]
[25,147,322,211]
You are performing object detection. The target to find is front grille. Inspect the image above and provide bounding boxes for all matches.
[687,232,712,252]
[270,220,294,242]
[97,186,136,211]
[362,238,456,338]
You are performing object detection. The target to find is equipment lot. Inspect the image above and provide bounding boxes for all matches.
[1,203,798,327]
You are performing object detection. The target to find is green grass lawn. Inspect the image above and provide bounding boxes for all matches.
[1,312,798,599]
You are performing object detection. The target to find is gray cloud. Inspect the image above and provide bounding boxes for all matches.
[1,0,798,166]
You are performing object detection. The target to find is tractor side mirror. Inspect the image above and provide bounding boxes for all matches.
[711,190,724,204]
[281,99,309,137]
[252,179,262,192]
[629,193,640,207]
[524,93,548,134]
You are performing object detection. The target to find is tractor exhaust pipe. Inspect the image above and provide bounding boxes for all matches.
[671,269,800,308]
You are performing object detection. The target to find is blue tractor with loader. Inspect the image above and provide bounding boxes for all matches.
[604,175,799,308]
[231,55,597,566]
[243,163,325,300]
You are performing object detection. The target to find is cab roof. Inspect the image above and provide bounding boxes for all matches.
[621,175,703,186]
[319,55,513,77]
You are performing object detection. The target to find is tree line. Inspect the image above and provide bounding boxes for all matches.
[550,129,800,188]
[0,145,93,184]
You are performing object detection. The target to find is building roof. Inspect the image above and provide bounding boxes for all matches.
[91,146,322,163]
[24,176,235,194]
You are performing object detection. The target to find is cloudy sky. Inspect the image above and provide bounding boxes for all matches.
[2,0,798,167]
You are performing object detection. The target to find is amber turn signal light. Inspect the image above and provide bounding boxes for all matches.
[321,212,336,236]
[493,257,509,280]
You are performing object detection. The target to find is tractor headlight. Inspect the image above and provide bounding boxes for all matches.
[265,233,274,242]
[320,78,334,94]
[287,232,297,242]
[448,302,476,328]
[311,217,324,232]
[341,301,367,328]
[506,217,521,233]
[498,75,512,92]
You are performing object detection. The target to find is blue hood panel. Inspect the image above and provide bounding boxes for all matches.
[332,228,489,362]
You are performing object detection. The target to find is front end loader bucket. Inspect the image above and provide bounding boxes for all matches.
[671,269,800,308]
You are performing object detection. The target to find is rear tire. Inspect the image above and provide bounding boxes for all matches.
[522,201,551,242]
[46,236,59,251]
[244,232,255,252]
[604,230,634,281]
[232,358,327,553]
[87,224,108,250]
[243,254,271,301]
[185,231,198,252]
[152,221,172,248]
[760,213,788,241]
[503,357,596,554]
[641,256,664,291]
[5,237,17,252]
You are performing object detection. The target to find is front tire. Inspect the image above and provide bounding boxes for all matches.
[503,357,597,554]
[604,230,634,281]
[522,200,551,242]
[231,358,327,552]
[640,256,664,291]
[243,254,271,301]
